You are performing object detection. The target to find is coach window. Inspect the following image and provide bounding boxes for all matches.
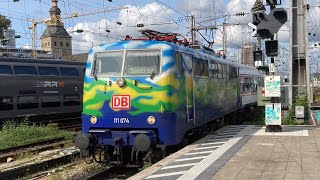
[252,78,257,92]
[39,67,59,76]
[230,67,237,79]
[217,64,222,79]
[60,67,79,76]
[221,65,225,79]
[42,96,60,108]
[64,94,80,106]
[176,53,183,75]
[0,96,13,111]
[0,65,13,75]
[17,96,38,109]
[14,66,37,76]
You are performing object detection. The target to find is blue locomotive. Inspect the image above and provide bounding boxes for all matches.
[75,31,263,163]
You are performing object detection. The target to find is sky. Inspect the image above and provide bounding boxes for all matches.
[0,0,319,74]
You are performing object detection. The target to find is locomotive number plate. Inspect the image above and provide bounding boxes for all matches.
[112,95,131,110]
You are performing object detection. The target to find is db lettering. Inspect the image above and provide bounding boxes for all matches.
[112,95,130,110]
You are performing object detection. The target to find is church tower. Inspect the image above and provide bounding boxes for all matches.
[41,0,72,59]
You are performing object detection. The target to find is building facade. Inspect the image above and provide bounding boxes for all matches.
[241,43,256,66]
[3,29,16,49]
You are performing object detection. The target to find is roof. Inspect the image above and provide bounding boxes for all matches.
[41,26,72,39]
[0,57,85,66]
[49,6,61,14]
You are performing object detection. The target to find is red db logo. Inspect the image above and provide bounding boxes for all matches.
[112,95,131,110]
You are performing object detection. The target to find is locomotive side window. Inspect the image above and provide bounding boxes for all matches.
[0,96,13,111]
[124,50,160,76]
[42,96,60,107]
[203,60,209,77]
[176,53,183,75]
[0,65,13,75]
[211,62,218,78]
[14,66,37,76]
[60,67,79,76]
[17,96,38,109]
[39,67,59,76]
[64,94,80,106]
[193,58,208,77]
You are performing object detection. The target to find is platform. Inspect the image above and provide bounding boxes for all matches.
[129,125,320,180]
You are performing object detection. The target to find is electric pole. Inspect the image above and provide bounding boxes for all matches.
[289,0,309,105]
[223,21,227,56]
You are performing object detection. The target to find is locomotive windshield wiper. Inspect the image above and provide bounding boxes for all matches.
[150,69,156,80]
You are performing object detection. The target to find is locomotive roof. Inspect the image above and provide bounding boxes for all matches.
[0,57,85,66]
[92,40,261,72]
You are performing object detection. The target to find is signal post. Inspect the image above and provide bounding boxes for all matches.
[251,0,287,132]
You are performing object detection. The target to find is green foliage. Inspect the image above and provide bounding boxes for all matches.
[139,161,152,171]
[0,14,11,39]
[0,121,75,149]
[283,94,309,125]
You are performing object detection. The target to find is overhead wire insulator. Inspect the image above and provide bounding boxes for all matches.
[235,12,245,16]
[137,24,144,27]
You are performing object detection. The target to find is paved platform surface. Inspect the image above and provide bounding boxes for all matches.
[130,125,320,180]
[212,126,320,180]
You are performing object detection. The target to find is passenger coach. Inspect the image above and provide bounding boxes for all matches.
[0,57,85,122]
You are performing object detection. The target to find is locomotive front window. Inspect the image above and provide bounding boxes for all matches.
[94,51,123,77]
[124,50,160,76]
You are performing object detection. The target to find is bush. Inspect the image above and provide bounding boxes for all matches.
[0,121,75,149]
[283,94,309,125]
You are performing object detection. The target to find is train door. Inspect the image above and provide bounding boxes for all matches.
[181,53,195,124]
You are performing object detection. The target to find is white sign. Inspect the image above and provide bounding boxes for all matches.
[255,61,262,67]
[314,78,320,87]
[295,106,304,119]
[265,103,281,125]
[269,63,276,73]
[264,75,281,97]
[248,22,257,36]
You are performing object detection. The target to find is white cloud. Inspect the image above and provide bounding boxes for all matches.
[68,2,184,54]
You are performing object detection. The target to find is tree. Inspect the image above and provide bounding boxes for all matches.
[0,14,11,39]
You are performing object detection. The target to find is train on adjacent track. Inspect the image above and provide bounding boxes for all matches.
[75,30,264,164]
[0,57,86,124]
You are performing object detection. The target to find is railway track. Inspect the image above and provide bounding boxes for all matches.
[34,116,82,131]
[84,165,140,180]
[0,137,72,163]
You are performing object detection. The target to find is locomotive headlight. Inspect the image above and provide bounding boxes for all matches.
[147,116,156,125]
[116,78,126,87]
[90,116,97,124]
